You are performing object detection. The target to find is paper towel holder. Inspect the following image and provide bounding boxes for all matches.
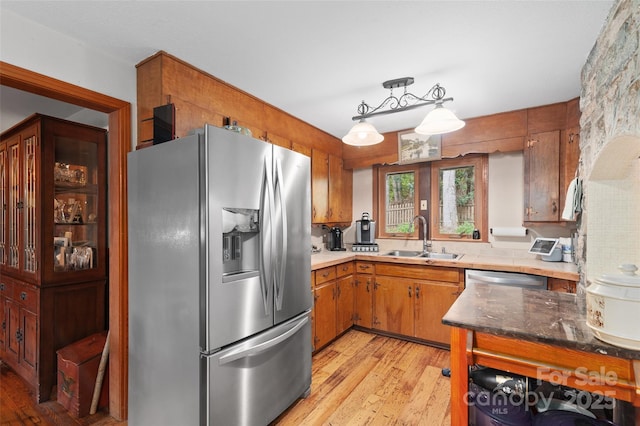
[490,227,528,236]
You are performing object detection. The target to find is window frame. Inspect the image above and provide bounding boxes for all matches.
[430,154,488,241]
[374,163,422,239]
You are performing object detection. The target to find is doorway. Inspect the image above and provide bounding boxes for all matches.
[0,61,131,420]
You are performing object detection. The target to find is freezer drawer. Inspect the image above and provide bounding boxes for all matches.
[203,312,311,425]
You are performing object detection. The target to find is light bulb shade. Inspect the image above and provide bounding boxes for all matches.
[414,105,465,135]
[342,120,384,146]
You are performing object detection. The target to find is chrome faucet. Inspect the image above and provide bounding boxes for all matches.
[412,215,431,254]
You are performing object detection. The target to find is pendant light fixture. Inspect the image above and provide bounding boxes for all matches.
[341,119,384,146]
[342,78,465,146]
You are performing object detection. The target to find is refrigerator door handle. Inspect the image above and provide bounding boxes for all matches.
[259,156,274,315]
[218,315,308,365]
[274,157,288,310]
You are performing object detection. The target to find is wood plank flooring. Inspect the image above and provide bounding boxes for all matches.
[273,330,451,425]
[1,330,451,425]
[0,361,124,426]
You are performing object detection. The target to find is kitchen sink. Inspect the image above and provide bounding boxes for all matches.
[418,252,462,260]
[384,250,423,257]
[383,250,462,260]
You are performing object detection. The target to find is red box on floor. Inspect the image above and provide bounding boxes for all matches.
[56,331,109,417]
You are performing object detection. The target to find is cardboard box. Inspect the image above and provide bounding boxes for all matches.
[57,331,109,417]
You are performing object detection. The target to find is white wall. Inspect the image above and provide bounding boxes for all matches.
[0,9,137,141]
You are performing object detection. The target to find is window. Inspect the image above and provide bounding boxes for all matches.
[374,155,487,242]
[375,163,421,239]
[430,155,487,240]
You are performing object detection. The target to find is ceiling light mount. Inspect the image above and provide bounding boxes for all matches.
[342,77,465,146]
[352,78,454,121]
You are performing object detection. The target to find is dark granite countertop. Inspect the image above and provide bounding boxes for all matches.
[442,283,640,360]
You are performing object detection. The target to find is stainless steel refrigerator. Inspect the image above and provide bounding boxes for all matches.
[127,125,312,425]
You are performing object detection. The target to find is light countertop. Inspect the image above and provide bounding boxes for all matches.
[311,249,579,281]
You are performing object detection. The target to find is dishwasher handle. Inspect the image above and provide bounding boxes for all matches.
[466,271,545,287]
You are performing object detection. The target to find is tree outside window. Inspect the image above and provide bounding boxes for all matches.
[375,164,420,239]
[431,155,487,240]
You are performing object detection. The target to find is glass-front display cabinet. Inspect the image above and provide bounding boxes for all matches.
[0,114,107,283]
[0,114,107,402]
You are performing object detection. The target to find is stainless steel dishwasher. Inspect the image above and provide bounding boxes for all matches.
[465,269,547,289]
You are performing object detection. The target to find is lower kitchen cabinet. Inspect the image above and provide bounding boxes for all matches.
[312,262,355,351]
[373,276,414,336]
[373,263,464,347]
[414,281,462,345]
[354,261,374,328]
[336,264,355,335]
[313,281,336,350]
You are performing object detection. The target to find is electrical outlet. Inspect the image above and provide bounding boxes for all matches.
[420,200,427,210]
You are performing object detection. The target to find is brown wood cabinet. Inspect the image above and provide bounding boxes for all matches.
[313,265,336,351]
[373,276,415,336]
[336,262,355,335]
[373,263,463,346]
[312,262,355,351]
[0,114,107,402]
[524,130,561,221]
[311,149,352,224]
[373,263,464,345]
[354,261,374,328]
[524,100,580,223]
[414,281,462,344]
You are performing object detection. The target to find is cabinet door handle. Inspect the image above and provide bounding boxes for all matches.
[408,286,412,298]
[552,201,558,213]
[366,282,370,293]
[0,283,4,291]
[2,320,5,331]
[16,329,24,342]
[415,286,420,299]
[20,291,27,301]
[336,285,341,298]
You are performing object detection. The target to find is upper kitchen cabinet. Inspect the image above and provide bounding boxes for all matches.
[0,114,107,402]
[524,100,580,223]
[311,149,352,224]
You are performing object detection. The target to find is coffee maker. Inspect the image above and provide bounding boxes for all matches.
[353,212,378,252]
[327,226,346,251]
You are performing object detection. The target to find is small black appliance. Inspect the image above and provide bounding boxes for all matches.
[327,227,346,251]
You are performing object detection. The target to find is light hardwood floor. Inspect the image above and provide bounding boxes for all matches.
[273,329,452,425]
[1,330,451,425]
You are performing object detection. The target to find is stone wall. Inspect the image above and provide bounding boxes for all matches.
[578,0,640,289]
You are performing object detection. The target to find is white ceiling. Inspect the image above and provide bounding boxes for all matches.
[1,1,613,138]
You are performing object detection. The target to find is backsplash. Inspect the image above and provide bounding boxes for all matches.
[578,0,640,286]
